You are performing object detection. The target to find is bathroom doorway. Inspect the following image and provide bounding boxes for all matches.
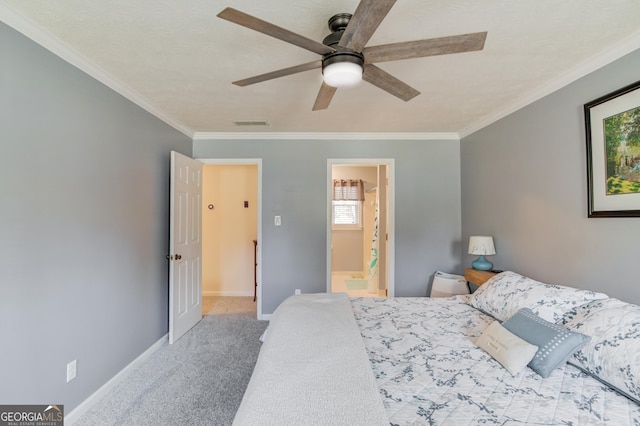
[327,159,394,298]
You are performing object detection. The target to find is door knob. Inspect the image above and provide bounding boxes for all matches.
[175,254,182,260]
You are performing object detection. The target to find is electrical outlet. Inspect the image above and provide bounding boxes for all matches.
[294,289,301,295]
[66,360,77,383]
[274,216,281,226]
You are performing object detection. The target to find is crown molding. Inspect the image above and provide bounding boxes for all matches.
[192,132,460,141]
[459,28,640,139]
[0,3,194,138]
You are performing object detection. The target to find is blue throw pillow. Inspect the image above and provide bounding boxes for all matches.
[502,308,590,378]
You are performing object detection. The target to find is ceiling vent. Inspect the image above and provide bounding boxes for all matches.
[233,120,270,127]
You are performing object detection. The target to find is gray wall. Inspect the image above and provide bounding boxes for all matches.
[194,139,462,314]
[461,48,640,305]
[0,23,192,411]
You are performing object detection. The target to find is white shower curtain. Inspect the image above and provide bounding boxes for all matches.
[367,199,379,294]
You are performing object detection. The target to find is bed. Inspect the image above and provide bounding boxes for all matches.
[233,271,640,425]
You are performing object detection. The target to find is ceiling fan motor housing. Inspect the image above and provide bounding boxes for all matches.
[321,13,364,77]
[322,51,364,69]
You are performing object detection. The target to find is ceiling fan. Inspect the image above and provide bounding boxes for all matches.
[217,1,487,111]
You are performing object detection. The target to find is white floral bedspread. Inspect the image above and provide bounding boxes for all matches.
[351,296,640,425]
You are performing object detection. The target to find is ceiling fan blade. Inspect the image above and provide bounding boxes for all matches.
[232,60,322,87]
[312,82,337,111]
[339,0,396,52]
[217,7,334,56]
[364,32,487,63]
[362,64,420,102]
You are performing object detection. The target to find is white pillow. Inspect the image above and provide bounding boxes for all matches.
[469,271,608,322]
[476,321,538,375]
[564,298,640,404]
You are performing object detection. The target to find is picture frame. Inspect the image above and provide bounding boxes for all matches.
[585,80,640,217]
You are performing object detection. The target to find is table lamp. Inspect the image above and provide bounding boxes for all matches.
[468,236,496,271]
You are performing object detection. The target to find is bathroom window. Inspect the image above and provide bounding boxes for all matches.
[333,200,362,226]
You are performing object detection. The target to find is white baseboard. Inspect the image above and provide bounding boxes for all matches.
[64,334,168,425]
[259,314,272,321]
[203,290,253,297]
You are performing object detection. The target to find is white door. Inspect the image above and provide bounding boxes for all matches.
[169,151,203,344]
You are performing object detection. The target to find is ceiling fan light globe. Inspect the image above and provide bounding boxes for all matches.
[323,62,363,88]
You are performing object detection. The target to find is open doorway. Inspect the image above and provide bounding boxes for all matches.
[327,159,394,298]
[199,159,263,319]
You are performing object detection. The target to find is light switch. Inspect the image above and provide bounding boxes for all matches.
[274,216,281,226]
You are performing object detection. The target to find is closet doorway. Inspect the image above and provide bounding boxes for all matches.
[327,159,394,298]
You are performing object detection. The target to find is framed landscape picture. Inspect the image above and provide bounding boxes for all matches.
[585,80,640,217]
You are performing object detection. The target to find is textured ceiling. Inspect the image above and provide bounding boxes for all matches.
[2,0,640,137]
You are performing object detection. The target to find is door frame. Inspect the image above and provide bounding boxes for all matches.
[327,159,395,297]
[198,158,263,320]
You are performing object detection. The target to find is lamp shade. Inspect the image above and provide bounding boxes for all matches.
[322,61,362,88]
[468,236,496,255]
[469,236,496,256]
[468,236,496,271]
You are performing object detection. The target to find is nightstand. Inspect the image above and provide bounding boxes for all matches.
[464,268,498,291]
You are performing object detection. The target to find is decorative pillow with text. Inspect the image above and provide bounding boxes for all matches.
[476,321,538,376]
